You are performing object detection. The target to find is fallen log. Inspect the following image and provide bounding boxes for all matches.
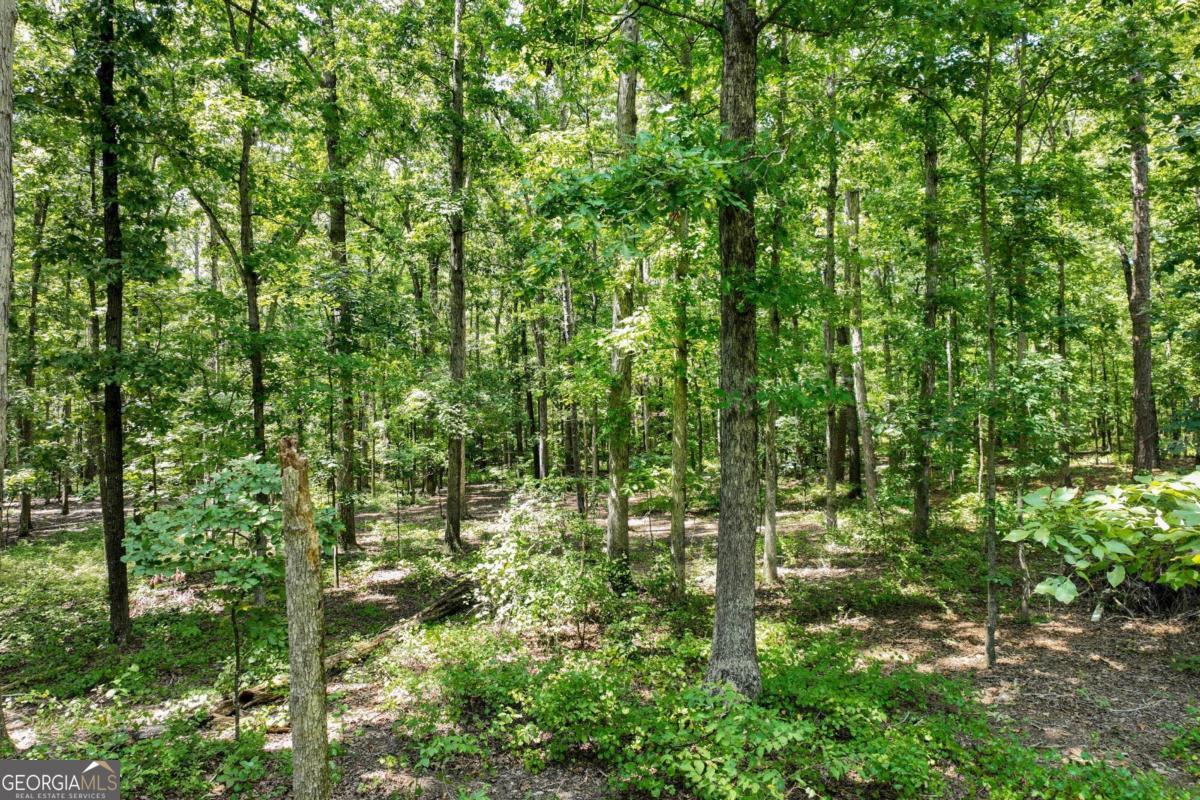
[207,576,477,719]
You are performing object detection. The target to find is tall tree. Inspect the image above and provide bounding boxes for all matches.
[444,0,467,552]
[605,6,636,569]
[17,192,46,537]
[668,35,693,594]
[762,31,787,585]
[706,0,760,698]
[822,73,840,535]
[0,0,16,751]
[1125,21,1159,473]
[97,0,131,644]
[912,70,939,542]
[845,187,879,506]
[323,0,357,549]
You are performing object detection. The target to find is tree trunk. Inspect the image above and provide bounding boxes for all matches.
[762,33,787,586]
[60,399,72,514]
[323,3,356,549]
[669,37,693,595]
[98,0,131,644]
[278,438,331,800]
[17,194,47,537]
[1127,63,1158,473]
[606,7,637,569]
[0,0,17,753]
[706,0,760,699]
[232,0,266,469]
[845,189,879,506]
[444,0,467,552]
[822,75,839,534]
[1011,39,1031,624]
[978,38,999,669]
[532,309,549,480]
[560,268,585,513]
[913,89,939,543]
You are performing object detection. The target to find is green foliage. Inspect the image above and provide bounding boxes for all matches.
[471,492,617,632]
[1006,471,1200,602]
[396,626,1185,800]
[1165,708,1200,778]
[26,718,276,800]
[125,456,282,601]
[0,527,233,699]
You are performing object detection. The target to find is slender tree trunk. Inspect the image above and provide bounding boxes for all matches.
[0,0,16,747]
[279,438,331,800]
[323,2,356,549]
[85,274,102,486]
[762,33,787,585]
[606,7,637,569]
[913,90,939,543]
[60,398,71,514]
[822,74,839,534]
[706,0,760,699]
[444,0,467,551]
[671,196,689,592]
[560,268,585,513]
[1011,39,1032,624]
[17,194,47,537]
[979,38,999,669]
[532,308,549,479]
[845,189,879,506]
[763,301,781,586]
[98,0,130,644]
[1127,62,1158,474]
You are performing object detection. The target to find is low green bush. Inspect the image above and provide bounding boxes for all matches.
[400,629,1186,800]
[471,492,619,634]
[1005,471,1200,604]
[26,718,279,800]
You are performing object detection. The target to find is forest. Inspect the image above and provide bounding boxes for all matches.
[0,0,1199,797]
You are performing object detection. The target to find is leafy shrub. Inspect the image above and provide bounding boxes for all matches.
[125,455,283,598]
[28,718,275,800]
[471,492,615,633]
[1005,471,1200,604]
[400,631,1186,800]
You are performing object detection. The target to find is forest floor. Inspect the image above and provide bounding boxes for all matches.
[1,463,1198,798]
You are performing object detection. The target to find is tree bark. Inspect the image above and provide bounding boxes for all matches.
[822,74,839,534]
[762,33,787,585]
[1127,63,1158,474]
[560,268,585,513]
[978,38,999,668]
[17,194,47,537]
[98,0,131,644]
[706,0,760,699]
[913,89,939,543]
[444,0,467,552]
[0,0,17,751]
[532,307,549,480]
[669,37,693,595]
[278,437,331,800]
[323,2,356,549]
[845,189,879,506]
[606,6,637,568]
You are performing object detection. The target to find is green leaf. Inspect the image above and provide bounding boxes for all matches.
[1054,578,1079,604]
[1107,564,1126,588]
[1104,540,1134,556]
